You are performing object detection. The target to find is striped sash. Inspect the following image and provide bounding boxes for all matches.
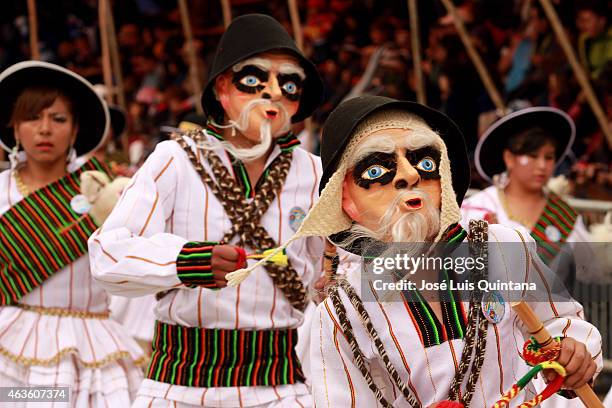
[0,158,109,305]
[146,321,305,388]
[530,193,577,265]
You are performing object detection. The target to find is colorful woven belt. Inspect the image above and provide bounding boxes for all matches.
[146,321,305,388]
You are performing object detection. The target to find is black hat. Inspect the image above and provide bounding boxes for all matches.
[475,107,575,183]
[109,105,127,138]
[201,14,324,123]
[0,61,109,156]
[320,95,470,205]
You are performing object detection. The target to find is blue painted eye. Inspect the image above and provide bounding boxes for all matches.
[282,82,298,94]
[240,75,261,87]
[416,157,436,172]
[361,165,390,180]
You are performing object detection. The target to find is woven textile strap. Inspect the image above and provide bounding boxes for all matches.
[0,158,109,305]
[448,219,490,406]
[146,321,305,388]
[173,132,307,310]
[530,193,577,265]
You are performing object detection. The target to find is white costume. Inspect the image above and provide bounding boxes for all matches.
[0,168,145,407]
[89,133,324,407]
[311,224,603,407]
[461,186,598,284]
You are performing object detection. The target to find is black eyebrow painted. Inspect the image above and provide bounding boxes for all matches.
[406,146,441,179]
[352,152,397,189]
[232,65,268,93]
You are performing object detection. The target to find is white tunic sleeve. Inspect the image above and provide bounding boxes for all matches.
[492,225,604,376]
[88,140,187,297]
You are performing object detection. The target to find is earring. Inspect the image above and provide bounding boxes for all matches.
[493,171,509,189]
[67,146,77,163]
[9,140,21,169]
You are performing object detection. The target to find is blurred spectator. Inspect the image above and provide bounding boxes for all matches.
[1,0,608,199]
[576,0,611,80]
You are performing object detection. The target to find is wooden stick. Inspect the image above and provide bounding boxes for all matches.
[178,0,204,114]
[511,302,604,407]
[287,0,315,151]
[287,0,303,51]
[408,0,425,104]
[105,0,126,112]
[221,0,232,28]
[439,0,505,112]
[27,0,40,60]
[98,0,113,104]
[538,0,612,149]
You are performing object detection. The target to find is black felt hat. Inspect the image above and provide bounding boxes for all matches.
[201,14,324,123]
[0,61,109,156]
[320,95,470,205]
[475,107,575,183]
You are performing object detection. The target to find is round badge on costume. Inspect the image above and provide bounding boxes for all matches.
[71,194,91,215]
[481,290,505,324]
[289,207,306,232]
[544,225,561,242]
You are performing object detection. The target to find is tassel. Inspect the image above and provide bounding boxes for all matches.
[247,248,288,266]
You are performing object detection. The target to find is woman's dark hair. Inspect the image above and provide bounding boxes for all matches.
[505,126,558,156]
[9,86,77,127]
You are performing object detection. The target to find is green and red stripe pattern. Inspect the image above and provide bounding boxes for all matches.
[146,321,305,388]
[177,241,219,289]
[530,193,577,265]
[0,158,109,305]
[401,224,469,348]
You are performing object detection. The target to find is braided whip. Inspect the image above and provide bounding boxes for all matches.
[493,337,565,408]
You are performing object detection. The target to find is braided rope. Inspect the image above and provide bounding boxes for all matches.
[337,279,420,407]
[449,220,490,405]
[173,132,306,310]
[327,284,394,408]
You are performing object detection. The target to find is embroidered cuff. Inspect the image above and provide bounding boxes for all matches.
[177,241,220,289]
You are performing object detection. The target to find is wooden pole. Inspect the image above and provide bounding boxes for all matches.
[27,0,40,60]
[287,0,303,51]
[511,302,604,408]
[408,0,425,104]
[221,0,232,28]
[178,0,204,114]
[105,0,126,112]
[98,0,113,104]
[287,0,315,152]
[439,0,506,112]
[538,0,612,149]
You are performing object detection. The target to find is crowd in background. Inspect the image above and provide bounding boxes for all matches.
[0,0,610,198]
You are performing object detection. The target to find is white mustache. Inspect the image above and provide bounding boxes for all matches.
[203,99,291,162]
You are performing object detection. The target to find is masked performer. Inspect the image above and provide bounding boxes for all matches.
[461,107,600,285]
[232,96,601,407]
[0,61,144,405]
[89,14,325,407]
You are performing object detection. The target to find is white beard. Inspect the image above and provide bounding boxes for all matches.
[340,189,440,253]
